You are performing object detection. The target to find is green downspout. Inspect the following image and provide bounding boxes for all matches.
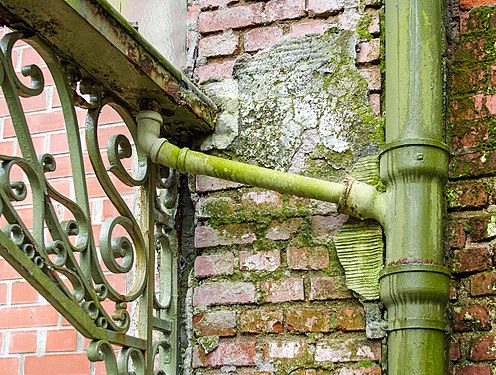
[380,0,450,373]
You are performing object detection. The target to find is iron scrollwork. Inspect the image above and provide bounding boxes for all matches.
[0,30,178,374]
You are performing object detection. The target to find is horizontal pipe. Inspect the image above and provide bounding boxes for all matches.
[137,110,386,223]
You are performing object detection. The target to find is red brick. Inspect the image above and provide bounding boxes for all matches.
[287,246,329,270]
[369,93,381,115]
[241,190,282,208]
[260,278,304,303]
[9,330,37,353]
[199,4,264,33]
[194,311,237,337]
[356,39,381,64]
[192,341,257,368]
[449,181,489,209]
[194,224,256,248]
[199,0,239,10]
[287,308,332,333]
[336,306,366,331]
[289,20,331,38]
[196,175,243,192]
[11,281,39,304]
[194,253,234,278]
[239,309,284,333]
[453,365,491,375]
[24,353,90,374]
[450,339,461,362]
[339,369,381,375]
[469,271,496,296]
[240,250,281,271]
[448,220,466,249]
[0,283,7,305]
[193,282,256,306]
[199,31,238,57]
[244,26,284,52]
[264,0,305,22]
[460,0,496,10]
[469,334,496,361]
[0,305,59,328]
[452,246,492,274]
[453,304,491,332]
[359,66,382,91]
[309,277,353,300]
[198,60,236,82]
[3,110,85,137]
[46,329,78,352]
[264,340,306,359]
[307,0,346,16]
[0,357,20,375]
[315,338,381,362]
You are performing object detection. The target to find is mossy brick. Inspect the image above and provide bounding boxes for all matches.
[311,215,349,240]
[453,304,491,332]
[290,370,331,375]
[460,0,496,11]
[239,309,284,333]
[451,150,496,179]
[315,337,381,362]
[265,218,304,241]
[196,196,236,219]
[453,39,487,64]
[452,365,491,375]
[338,369,382,375]
[192,341,257,368]
[241,190,282,209]
[451,120,489,152]
[460,10,495,33]
[469,271,496,296]
[309,276,353,300]
[287,246,330,270]
[451,67,487,96]
[447,181,489,210]
[262,339,307,359]
[195,253,235,278]
[286,308,333,333]
[196,175,244,193]
[259,278,304,303]
[335,306,366,331]
[450,95,487,123]
[469,334,496,361]
[194,224,257,248]
[452,246,492,274]
[239,250,281,272]
[447,219,467,249]
[194,311,237,337]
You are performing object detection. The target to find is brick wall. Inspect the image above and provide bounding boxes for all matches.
[449,1,496,374]
[0,29,132,374]
[187,0,384,373]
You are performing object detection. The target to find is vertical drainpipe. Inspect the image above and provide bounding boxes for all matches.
[380,0,450,374]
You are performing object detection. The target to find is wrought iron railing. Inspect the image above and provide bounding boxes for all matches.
[0,0,216,373]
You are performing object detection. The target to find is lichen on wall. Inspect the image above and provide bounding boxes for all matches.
[207,29,383,178]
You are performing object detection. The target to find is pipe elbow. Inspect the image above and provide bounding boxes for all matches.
[338,179,386,226]
[136,110,166,163]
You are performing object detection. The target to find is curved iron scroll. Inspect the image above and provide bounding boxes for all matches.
[0,31,178,374]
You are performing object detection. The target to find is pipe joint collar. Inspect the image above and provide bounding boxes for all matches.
[379,264,450,332]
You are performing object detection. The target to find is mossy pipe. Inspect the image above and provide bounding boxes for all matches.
[137,110,385,224]
[381,0,450,374]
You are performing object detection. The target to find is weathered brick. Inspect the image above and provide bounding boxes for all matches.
[239,309,284,333]
[263,340,307,359]
[240,250,281,271]
[307,0,359,16]
[196,196,236,219]
[194,253,235,278]
[286,308,332,333]
[265,218,303,241]
[199,4,264,33]
[199,31,238,57]
[469,334,496,361]
[194,224,256,248]
[450,339,461,362]
[470,271,496,296]
[338,368,382,375]
[241,190,282,208]
[448,219,466,249]
[369,93,381,115]
[315,338,381,362]
[199,0,239,10]
[244,26,284,52]
[260,278,304,303]
[194,310,237,337]
[448,180,489,210]
[196,175,244,192]
[452,246,492,274]
[358,66,382,91]
[336,306,366,331]
[193,282,256,306]
[192,341,257,368]
[453,304,491,332]
[356,39,381,64]
[289,20,332,38]
[264,0,305,22]
[287,246,330,270]
[311,214,349,239]
[453,365,491,375]
[198,60,236,82]
[309,277,353,300]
